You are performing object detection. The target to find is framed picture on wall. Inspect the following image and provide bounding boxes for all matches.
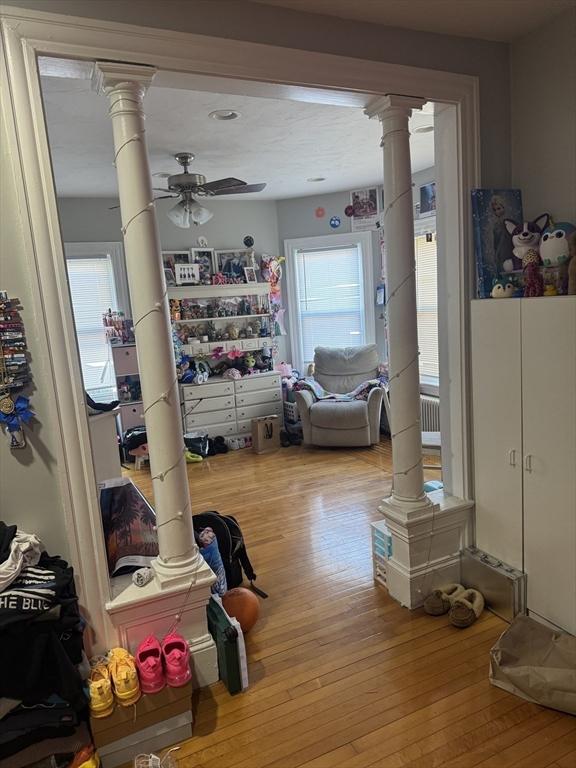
[350,187,380,231]
[189,247,215,284]
[419,182,436,217]
[162,250,190,276]
[244,266,258,283]
[214,249,254,281]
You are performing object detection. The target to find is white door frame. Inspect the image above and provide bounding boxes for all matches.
[284,231,375,374]
[1,5,479,640]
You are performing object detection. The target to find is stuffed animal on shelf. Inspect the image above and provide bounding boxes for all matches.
[522,248,544,297]
[543,283,558,297]
[503,214,549,272]
[491,278,515,298]
[568,231,576,295]
[540,221,576,266]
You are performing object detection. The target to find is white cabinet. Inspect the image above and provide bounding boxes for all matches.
[181,372,283,441]
[471,297,576,633]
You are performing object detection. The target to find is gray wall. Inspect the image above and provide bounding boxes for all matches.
[511,8,576,221]
[7,0,510,187]
[0,93,70,557]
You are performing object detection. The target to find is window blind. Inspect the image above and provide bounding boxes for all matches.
[295,245,365,365]
[66,256,117,400]
[414,234,439,380]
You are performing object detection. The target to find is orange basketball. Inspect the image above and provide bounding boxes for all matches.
[222,587,260,634]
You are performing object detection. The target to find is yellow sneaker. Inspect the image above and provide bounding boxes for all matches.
[89,664,114,718]
[108,647,141,706]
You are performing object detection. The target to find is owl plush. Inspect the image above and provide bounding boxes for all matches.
[540,222,576,267]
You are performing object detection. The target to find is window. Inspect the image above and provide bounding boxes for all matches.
[65,243,128,401]
[285,232,375,373]
[414,231,439,384]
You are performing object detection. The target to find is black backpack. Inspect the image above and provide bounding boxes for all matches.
[193,511,268,598]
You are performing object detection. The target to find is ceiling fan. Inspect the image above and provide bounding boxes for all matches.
[152,152,267,228]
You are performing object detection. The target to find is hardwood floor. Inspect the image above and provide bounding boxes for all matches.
[127,440,575,768]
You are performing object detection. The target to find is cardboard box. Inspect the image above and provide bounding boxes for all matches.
[251,415,280,454]
[97,712,192,768]
[90,682,192,749]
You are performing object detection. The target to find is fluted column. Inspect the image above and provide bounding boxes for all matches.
[94,63,208,587]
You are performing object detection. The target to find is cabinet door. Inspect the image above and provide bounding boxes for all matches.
[471,300,523,569]
[522,297,576,633]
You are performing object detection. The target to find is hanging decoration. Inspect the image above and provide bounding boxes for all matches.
[0,292,34,449]
[330,216,341,229]
[315,207,325,219]
[243,235,255,248]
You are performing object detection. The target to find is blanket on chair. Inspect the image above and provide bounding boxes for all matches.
[293,376,387,402]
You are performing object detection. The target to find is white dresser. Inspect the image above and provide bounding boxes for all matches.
[181,372,283,439]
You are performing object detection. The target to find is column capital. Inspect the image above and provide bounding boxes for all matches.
[365,94,426,120]
[92,62,157,95]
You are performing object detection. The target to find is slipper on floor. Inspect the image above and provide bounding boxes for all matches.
[450,588,485,628]
[185,451,203,463]
[423,583,465,616]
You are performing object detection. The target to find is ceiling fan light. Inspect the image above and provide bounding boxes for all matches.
[167,200,191,228]
[189,201,213,225]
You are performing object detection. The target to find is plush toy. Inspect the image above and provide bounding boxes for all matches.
[522,248,544,298]
[223,367,241,380]
[503,214,549,272]
[568,231,576,295]
[491,278,515,298]
[540,221,576,266]
[543,283,558,297]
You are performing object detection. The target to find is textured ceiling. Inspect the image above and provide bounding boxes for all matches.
[41,78,434,200]
[253,0,575,42]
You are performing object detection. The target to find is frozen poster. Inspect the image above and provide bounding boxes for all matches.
[471,189,522,298]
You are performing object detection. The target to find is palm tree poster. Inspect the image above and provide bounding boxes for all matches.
[99,477,159,576]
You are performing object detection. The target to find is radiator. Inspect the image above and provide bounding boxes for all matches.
[420,394,440,432]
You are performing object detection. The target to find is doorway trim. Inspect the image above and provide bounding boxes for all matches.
[1,5,479,644]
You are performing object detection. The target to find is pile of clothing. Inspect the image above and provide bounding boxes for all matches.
[0,522,88,761]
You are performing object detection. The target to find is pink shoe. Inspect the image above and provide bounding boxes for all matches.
[135,635,165,694]
[161,632,192,687]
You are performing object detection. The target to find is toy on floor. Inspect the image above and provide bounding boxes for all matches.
[222,587,261,634]
[503,213,549,272]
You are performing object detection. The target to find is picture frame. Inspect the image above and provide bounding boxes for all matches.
[244,266,258,283]
[214,249,255,281]
[419,182,436,218]
[350,186,380,231]
[162,250,190,286]
[189,247,215,284]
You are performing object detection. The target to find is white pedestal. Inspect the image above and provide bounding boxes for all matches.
[106,570,218,687]
[378,490,473,608]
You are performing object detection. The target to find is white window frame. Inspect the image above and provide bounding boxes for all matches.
[284,231,375,374]
[412,217,440,396]
[64,242,130,315]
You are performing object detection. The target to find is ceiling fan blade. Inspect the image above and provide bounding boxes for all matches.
[154,195,179,201]
[152,187,172,193]
[213,183,267,196]
[108,204,120,210]
[200,177,246,193]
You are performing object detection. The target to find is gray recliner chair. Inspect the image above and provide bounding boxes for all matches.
[295,345,383,447]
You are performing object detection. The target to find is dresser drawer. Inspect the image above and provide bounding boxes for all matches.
[235,374,281,393]
[113,345,139,376]
[185,408,236,429]
[241,339,259,350]
[119,401,144,430]
[237,418,254,435]
[236,402,283,421]
[182,394,235,415]
[235,389,281,407]
[182,381,234,400]
[202,422,238,439]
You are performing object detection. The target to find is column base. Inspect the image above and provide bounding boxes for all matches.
[151,551,215,590]
[378,489,473,609]
[105,559,218,687]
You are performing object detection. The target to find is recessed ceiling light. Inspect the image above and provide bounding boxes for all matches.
[209,109,241,121]
[307,177,326,182]
[413,125,434,134]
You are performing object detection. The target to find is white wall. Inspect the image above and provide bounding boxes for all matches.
[511,7,576,221]
[0,91,70,557]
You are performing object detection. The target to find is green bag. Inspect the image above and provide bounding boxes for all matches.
[207,596,248,695]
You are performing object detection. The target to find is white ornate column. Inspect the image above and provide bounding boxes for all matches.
[93,63,217,684]
[366,95,469,608]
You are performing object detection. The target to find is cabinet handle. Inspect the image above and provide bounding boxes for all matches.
[524,454,533,473]
[508,449,517,467]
